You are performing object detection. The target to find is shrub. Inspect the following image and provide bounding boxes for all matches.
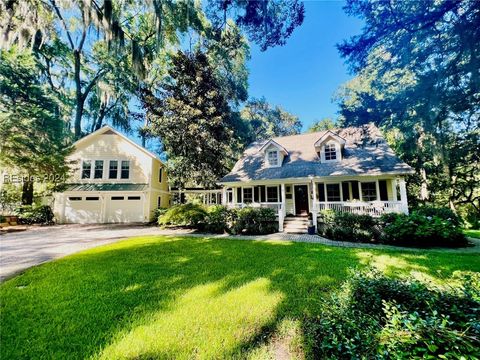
[230,207,277,235]
[381,210,467,247]
[204,205,232,234]
[158,203,207,227]
[152,208,168,223]
[0,215,6,223]
[305,270,480,359]
[15,205,54,224]
[415,205,463,226]
[318,210,378,242]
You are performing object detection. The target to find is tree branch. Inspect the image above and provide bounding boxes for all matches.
[49,0,75,50]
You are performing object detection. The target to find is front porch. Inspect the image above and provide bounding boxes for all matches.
[221,176,408,232]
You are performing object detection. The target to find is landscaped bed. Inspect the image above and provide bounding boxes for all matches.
[1,236,479,359]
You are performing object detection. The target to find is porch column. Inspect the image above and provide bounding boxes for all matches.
[398,178,408,214]
[222,187,227,205]
[375,180,381,202]
[279,183,286,232]
[311,181,317,231]
[233,186,238,204]
[358,182,363,201]
[391,179,398,201]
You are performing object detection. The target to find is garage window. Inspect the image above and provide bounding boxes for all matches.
[128,196,141,200]
[81,161,91,179]
[109,160,118,179]
[111,196,124,200]
[69,197,82,201]
[94,160,104,179]
[86,197,99,201]
[121,161,130,179]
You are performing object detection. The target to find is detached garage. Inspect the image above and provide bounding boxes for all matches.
[54,184,150,224]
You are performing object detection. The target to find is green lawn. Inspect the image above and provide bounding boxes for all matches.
[464,229,480,239]
[1,236,479,359]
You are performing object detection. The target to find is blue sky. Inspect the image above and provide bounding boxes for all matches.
[247,1,363,131]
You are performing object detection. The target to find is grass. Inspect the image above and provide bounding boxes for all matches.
[464,229,480,239]
[1,236,479,359]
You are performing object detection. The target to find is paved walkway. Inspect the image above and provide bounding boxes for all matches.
[1,224,478,281]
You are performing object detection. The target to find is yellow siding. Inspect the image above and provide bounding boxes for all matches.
[69,133,152,183]
[150,159,169,192]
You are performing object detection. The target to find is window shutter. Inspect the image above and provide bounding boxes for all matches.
[237,188,242,203]
[254,186,260,202]
[260,186,266,202]
[379,180,388,201]
[342,182,350,201]
[351,181,360,200]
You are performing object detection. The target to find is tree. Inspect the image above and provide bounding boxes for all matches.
[240,97,302,142]
[337,0,480,214]
[141,51,237,188]
[0,48,72,204]
[307,117,336,132]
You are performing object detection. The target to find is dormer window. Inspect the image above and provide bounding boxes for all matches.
[324,143,337,161]
[267,150,279,166]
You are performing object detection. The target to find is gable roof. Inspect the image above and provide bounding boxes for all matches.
[74,125,163,163]
[314,130,346,147]
[258,139,289,155]
[219,123,414,183]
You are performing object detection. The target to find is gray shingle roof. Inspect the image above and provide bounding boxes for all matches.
[219,124,414,183]
[64,183,149,191]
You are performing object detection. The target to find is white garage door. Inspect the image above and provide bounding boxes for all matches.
[105,194,145,223]
[64,196,102,224]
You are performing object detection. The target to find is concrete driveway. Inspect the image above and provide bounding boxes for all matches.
[0,224,174,281]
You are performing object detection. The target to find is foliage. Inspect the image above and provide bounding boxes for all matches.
[318,210,378,242]
[230,207,277,235]
[337,0,480,215]
[204,205,233,234]
[158,203,207,227]
[142,51,238,188]
[380,210,468,248]
[0,183,22,214]
[0,215,5,223]
[307,117,336,133]
[151,207,168,223]
[0,48,72,204]
[15,204,54,225]
[464,229,480,239]
[240,97,302,143]
[306,269,480,359]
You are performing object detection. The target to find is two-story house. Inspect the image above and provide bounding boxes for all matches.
[218,124,414,232]
[53,126,169,224]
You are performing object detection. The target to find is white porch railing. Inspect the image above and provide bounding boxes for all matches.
[315,201,407,216]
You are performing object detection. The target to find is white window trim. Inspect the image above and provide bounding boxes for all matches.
[242,186,254,203]
[266,150,281,168]
[266,185,279,203]
[321,141,341,163]
[80,158,131,181]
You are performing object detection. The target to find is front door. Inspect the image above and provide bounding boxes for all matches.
[294,185,309,216]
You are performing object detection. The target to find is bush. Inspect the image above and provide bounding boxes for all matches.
[204,205,232,234]
[15,205,54,225]
[415,205,463,226]
[381,210,467,247]
[230,207,277,235]
[306,270,480,359]
[318,210,378,242]
[158,203,207,227]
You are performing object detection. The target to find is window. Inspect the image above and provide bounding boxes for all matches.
[243,187,253,203]
[69,197,82,201]
[324,143,337,161]
[159,168,163,183]
[111,196,124,200]
[157,196,162,208]
[109,160,118,179]
[226,188,233,203]
[361,182,377,201]
[86,197,99,201]
[318,183,325,201]
[94,160,104,179]
[121,160,130,179]
[81,161,91,179]
[267,150,279,166]
[267,186,279,202]
[128,196,141,200]
[326,184,341,201]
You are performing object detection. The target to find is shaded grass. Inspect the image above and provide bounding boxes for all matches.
[1,236,479,359]
[464,229,480,239]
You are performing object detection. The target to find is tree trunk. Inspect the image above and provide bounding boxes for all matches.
[74,50,83,139]
[21,180,34,205]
